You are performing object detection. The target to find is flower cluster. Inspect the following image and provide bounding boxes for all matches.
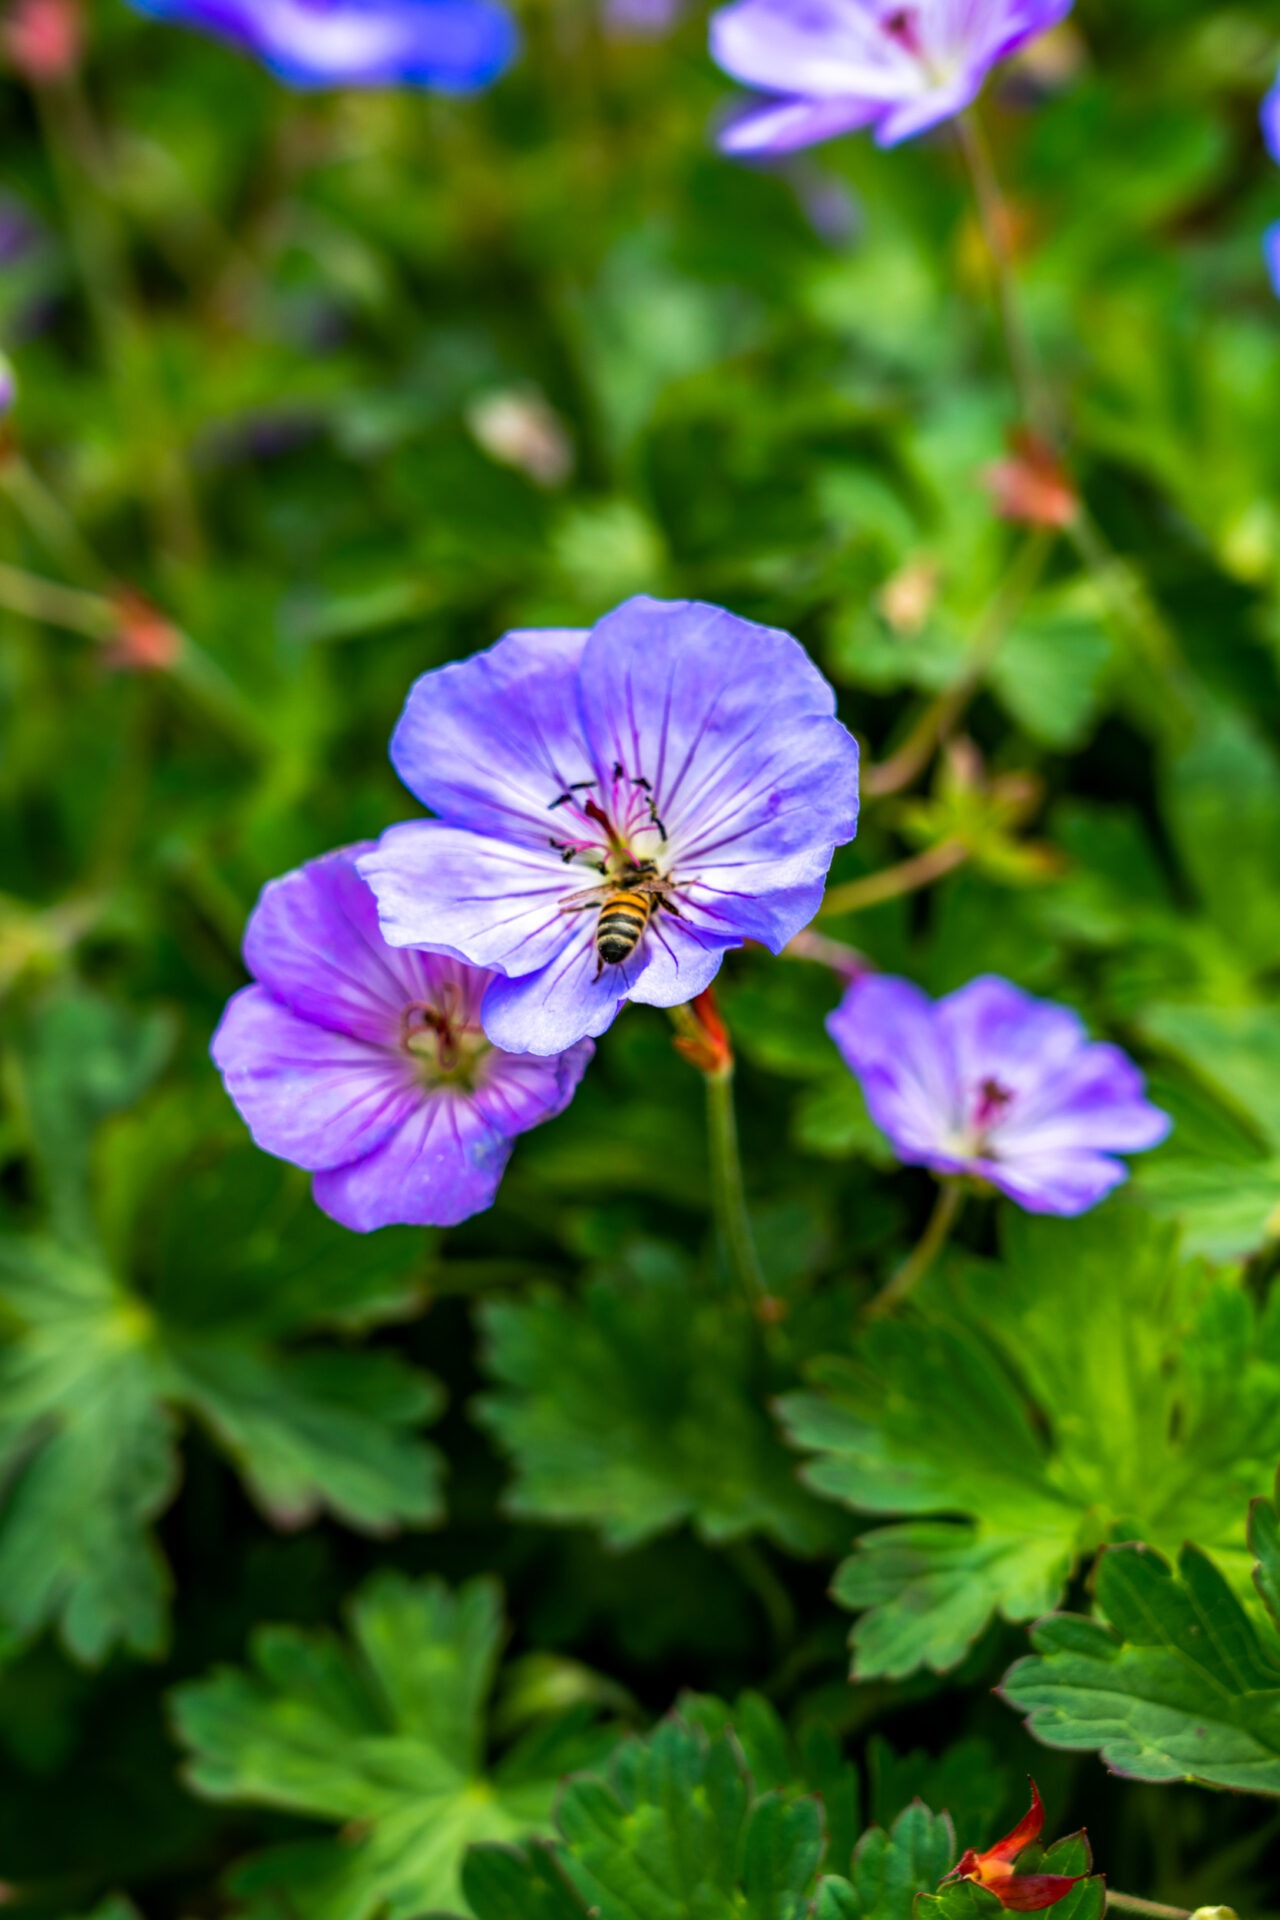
[213,591,1170,1233]
[709,0,1074,155]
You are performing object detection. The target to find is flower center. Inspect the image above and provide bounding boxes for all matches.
[546,762,670,879]
[401,998,489,1086]
[881,6,924,58]
[955,1074,1016,1157]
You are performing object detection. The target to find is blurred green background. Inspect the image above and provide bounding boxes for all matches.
[6,0,1280,1914]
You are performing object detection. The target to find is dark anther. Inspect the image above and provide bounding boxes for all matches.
[548,780,596,810]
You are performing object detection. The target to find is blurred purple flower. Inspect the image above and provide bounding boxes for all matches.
[126,0,516,92]
[828,972,1170,1215]
[710,0,1074,155]
[603,0,686,41]
[212,845,593,1232]
[1262,78,1280,295]
[359,596,861,1057]
[0,353,15,418]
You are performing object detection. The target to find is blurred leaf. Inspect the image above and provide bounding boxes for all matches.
[0,1233,443,1664]
[11,991,173,1249]
[473,1254,837,1555]
[173,1575,617,1920]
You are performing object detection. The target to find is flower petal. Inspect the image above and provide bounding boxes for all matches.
[479,916,640,1055]
[828,974,960,1161]
[470,1037,596,1135]
[939,975,1087,1093]
[312,1088,514,1231]
[977,1147,1131,1216]
[579,596,859,916]
[360,820,579,977]
[243,843,438,1046]
[717,93,883,154]
[991,1042,1170,1157]
[128,0,518,91]
[211,986,415,1172]
[389,626,593,847]
[710,0,921,104]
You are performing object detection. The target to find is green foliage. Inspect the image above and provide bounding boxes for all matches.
[1002,1485,1280,1794]
[781,1205,1280,1679]
[473,1249,837,1554]
[462,1710,955,1920]
[172,1574,616,1920]
[8,0,1280,1911]
[0,993,443,1663]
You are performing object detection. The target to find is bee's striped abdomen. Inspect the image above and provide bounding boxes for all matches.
[596,889,651,966]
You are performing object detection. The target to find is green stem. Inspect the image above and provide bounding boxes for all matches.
[957,108,1051,439]
[705,1065,767,1305]
[1106,1898,1192,1920]
[35,74,204,567]
[865,528,1054,800]
[869,1180,963,1317]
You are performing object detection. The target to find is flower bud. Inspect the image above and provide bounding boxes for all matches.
[2,0,83,84]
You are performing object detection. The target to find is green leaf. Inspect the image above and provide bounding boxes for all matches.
[463,1713,854,1920]
[12,991,173,1248]
[0,1233,443,1663]
[781,1203,1280,1679]
[846,1801,957,1920]
[1002,1536,1280,1795]
[987,591,1115,751]
[1163,708,1280,970]
[172,1574,616,1920]
[473,1260,836,1555]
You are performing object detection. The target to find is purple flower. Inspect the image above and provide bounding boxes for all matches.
[211,846,592,1232]
[125,0,516,92]
[358,596,861,1057]
[828,972,1170,1215]
[0,353,15,419]
[709,0,1074,156]
[1263,78,1280,295]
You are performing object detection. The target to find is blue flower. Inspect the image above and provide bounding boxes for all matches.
[359,596,861,1057]
[212,846,593,1231]
[828,972,1170,1216]
[126,0,516,93]
[710,0,1074,155]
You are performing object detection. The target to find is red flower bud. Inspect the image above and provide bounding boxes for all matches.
[945,1782,1089,1913]
[981,432,1077,530]
[2,0,83,84]
[104,589,182,674]
[672,987,734,1077]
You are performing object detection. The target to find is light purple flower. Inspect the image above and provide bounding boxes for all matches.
[828,972,1170,1215]
[125,0,516,92]
[211,846,592,1232]
[358,596,861,1058]
[1263,78,1280,295]
[710,0,1074,156]
[0,353,15,419]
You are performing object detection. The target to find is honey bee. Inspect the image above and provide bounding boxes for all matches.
[560,861,679,976]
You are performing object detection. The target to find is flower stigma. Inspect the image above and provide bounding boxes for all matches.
[402,995,490,1086]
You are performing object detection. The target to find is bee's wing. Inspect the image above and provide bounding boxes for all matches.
[558,885,607,912]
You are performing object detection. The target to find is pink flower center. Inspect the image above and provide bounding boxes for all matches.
[971,1075,1014,1139]
[881,6,924,58]
[546,762,669,879]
